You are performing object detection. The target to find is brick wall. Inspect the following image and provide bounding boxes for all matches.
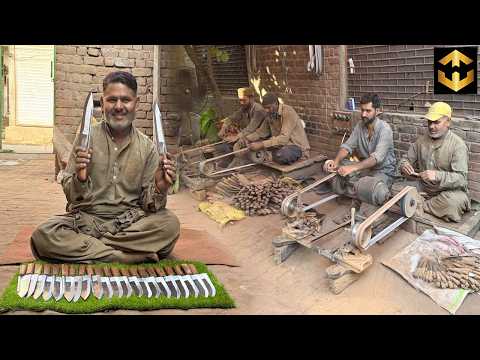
[55,45,154,144]
[253,45,345,158]
[347,45,480,118]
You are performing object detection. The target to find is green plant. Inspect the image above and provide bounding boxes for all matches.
[199,107,219,142]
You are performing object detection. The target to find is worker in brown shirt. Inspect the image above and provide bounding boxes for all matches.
[216,87,267,168]
[246,93,310,165]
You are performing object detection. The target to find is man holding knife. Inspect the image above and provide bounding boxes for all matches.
[399,102,471,222]
[31,71,180,263]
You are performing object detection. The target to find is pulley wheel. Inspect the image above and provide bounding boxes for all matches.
[399,188,417,218]
[352,224,372,250]
[249,150,267,164]
[281,197,298,218]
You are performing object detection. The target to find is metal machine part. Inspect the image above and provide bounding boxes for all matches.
[354,176,391,206]
[352,186,418,250]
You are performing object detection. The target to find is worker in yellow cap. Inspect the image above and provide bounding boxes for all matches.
[216,87,267,168]
[399,102,471,222]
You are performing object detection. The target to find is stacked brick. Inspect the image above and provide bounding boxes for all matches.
[54,45,154,144]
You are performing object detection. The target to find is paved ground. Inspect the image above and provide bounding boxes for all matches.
[1,153,479,315]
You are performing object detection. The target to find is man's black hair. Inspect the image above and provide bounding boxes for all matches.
[359,93,381,109]
[103,71,138,94]
[262,93,279,106]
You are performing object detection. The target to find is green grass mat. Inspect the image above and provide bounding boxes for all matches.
[0,260,235,314]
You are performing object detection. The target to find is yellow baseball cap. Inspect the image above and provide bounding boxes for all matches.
[424,102,452,121]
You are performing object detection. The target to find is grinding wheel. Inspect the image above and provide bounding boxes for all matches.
[399,188,417,218]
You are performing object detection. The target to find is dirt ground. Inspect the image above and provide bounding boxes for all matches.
[1,153,479,315]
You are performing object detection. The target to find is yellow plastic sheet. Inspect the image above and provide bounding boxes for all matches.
[198,201,246,226]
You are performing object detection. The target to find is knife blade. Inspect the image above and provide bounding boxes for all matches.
[153,266,171,298]
[42,263,54,301]
[110,267,123,298]
[128,266,143,297]
[53,264,67,301]
[101,266,114,299]
[33,263,47,300]
[79,92,94,149]
[153,101,167,155]
[145,267,162,297]
[189,264,216,297]
[17,264,26,294]
[64,264,76,302]
[137,267,153,298]
[26,263,42,298]
[164,266,184,299]
[119,268,133,298]
[81,265,93,300]
[17,263,32,298]
[51,264,63,301]
[73,264,85,302]
[92,266,104,299]
[172,265,191,298]
[180,264,200,298]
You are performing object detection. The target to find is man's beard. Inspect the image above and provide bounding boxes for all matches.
[362,116,375,126]
[105,112,134,131]
[429,127,448,139]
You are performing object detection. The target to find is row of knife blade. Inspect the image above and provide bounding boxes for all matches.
[17,262,216,302]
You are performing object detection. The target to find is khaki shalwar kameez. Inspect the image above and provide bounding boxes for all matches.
[398,130,471,222]
[30,121,180,263]
[246,103,311,165]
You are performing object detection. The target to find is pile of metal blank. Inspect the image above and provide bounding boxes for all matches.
[17,263,216,302]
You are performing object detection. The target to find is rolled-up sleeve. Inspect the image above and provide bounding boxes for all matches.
[370,126,393,164]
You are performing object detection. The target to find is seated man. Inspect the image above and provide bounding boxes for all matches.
[246,93,310,165]
[216,87,267,167]
[31,71,180,264]
[399,102,470,222]
[324,94,396,213]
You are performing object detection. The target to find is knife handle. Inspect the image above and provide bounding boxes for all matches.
[93,267,103,276]
[78,264,86,276]
[19,263,28,275]
[43,263,52,276]
[103,267,112,277]
[119,268,130,277]
[34,263,43,275]
[111,267,120,277]
[86,265,94,276]
[61,263,69,276]
[164,266,175,276]
[129,266,139,277]
[26,263,35,274]
[188,264,198,275]
[174,265,184,275]
[181,264,193,275]
[68,264,77,276]
[145,267,156,277]
[138,267,149,277]
[154,267,166,277]
[51,264,59,276]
